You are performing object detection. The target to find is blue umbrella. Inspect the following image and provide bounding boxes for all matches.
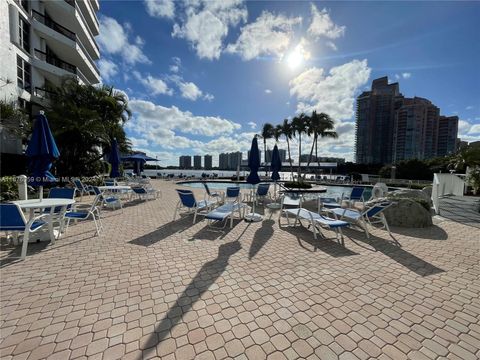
[25,112,60,199]
[245,136,262,222]
[268,145,282,208]
[108,138,121,178]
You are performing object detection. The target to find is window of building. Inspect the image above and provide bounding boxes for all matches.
[17,55,31,93]
[18,15,30,52]
[20,0,29,12]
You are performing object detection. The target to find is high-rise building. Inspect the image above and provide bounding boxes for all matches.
[437,116,459,157]
[356,76,458,164]
[265,149,287,163]
[219,153,229,170]
[355,77,403,164]
[179,155,191,169]
[204,155,212,170]
[0,0,100,155]
[228,152,242,170]
[193,155,202,169]
[393,97,440,162]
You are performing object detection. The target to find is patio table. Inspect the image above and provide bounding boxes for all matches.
[13,198,75,245]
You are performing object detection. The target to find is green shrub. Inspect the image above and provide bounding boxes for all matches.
[0,176,19,201]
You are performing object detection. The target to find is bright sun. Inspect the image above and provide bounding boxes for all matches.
[286,42,310,70]
[287,50,303,70]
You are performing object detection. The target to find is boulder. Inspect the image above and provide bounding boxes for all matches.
[383,198,433,228]
[390,188,431,202]
[422,186,433,199]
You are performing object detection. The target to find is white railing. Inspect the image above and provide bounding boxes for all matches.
[431,173,466,214]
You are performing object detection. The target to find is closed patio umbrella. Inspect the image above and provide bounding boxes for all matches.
[267,144,282,209]
[25,111,60,200]
[245,136,262,222]
[108,138,121,178]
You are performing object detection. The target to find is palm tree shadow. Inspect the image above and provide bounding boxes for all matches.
[189,219,242,241]
[249,219,275,259]
[347,230,444,276]
[138,239,243,358]
[128,215,193,246]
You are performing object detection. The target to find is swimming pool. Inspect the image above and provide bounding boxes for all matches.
[176,181,373,199]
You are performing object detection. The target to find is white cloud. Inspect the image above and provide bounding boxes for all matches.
[97,16,150,64]
[466,105,474,110]
[170,65,179,73]
[265,89,272,94]
[133,71,173,96]
[308,5,345,40]
[326,41,338,51]
[128,99,241,143]
[169,56,181,73]
[167,75,214,101]
[289,59,371,120]
[226,11,302,60]
[98,58,118,82]
[248,121,257,129]
[172,0,247,60]
[144,0,175,19]
[469,124,480,134]
[395,72,412,80]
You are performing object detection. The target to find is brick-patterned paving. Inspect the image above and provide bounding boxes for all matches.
[1,180,479,360]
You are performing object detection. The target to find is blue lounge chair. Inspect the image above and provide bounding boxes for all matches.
[255,183,271,205]
[44,187,76,234]
[329,201,393,238]
[202,182,223,203]
[72,178,95,200]
[225,187,241,204]
[130,186,158,201]
[342,187,366,207]
[104,179,117,186]
[92,186,122,210]
[282,206,349,243]
[205,202,247,229]
[65,195,103,235]
[174,189,216,223]
[0,203,49,259]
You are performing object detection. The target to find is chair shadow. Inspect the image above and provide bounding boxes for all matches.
[249,219,275,260]
[137,239,243,359]
[189,219,242,241]
[278,222,359,258]
[346,230,444,276]
[128,215,193,247]
[389,225,449,240]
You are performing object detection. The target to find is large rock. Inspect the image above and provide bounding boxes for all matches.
[390,189,431,203]
[383,198,433,228]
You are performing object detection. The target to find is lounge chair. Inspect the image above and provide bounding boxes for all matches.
[281,206,349,243]
[92,186,122,210]
[205,202,247,229]
[225,186,241,204]
[65,194,103,235]
[341,187,366,207]
[104,179,118,186]
[72,178,95,200]
[0,203,49,259]
[328,201,393,238]
[44,187,76,234]
[203,182,224,203]
[174,189,216,223]
[130,186,158,201]
[254,183,271,205]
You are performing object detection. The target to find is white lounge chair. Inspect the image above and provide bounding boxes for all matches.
[205,202,248,228]
[174,189,216,224]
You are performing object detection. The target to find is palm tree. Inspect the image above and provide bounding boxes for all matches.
[47,77,131,176]
[280,119,295,179]
[291,113,309,179]
[261,122,274,174]
[305,111,338,172]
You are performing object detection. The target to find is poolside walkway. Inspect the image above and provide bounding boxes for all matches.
[1,180,479,360]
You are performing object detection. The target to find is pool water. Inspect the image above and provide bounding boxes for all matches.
[177,181,373,200]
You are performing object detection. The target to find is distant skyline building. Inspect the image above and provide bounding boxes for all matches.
[265,149,287,163]
[204,155,212,170]
[193,155,201,169]
[356,76,459,164]
[218,152,242,170]
[179,155,191,169]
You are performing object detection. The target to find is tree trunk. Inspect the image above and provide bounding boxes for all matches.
[306,132,316,179]
[287,138,294,180]
[297,134,302,180]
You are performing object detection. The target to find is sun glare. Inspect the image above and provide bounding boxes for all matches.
[285,41,310,70]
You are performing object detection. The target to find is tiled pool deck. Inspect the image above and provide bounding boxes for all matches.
[1,180,479,360]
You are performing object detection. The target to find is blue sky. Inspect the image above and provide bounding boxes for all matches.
[97,0,480,166]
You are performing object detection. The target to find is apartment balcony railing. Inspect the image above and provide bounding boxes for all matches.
[64,0,75,7]
[34,48,77,74]
[34,87,57,100]
[32,9,76,41]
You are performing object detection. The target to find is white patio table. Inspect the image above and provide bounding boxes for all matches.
[13,198,75,258]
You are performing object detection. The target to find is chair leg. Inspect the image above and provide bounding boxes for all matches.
[193,210,197,224]
[21,230,30,260]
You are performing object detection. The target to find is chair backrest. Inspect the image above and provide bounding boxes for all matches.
[132,186,147,194]
[104,179,116,186]
[226,187,240,200]
[0,203,26,230]
[257,183,270,196]
[73,179,84,191]
[363,202,392,218]
[48,188,75,212]
[350,187,365,200]
[202,182,212,196]
[176,189,196,208]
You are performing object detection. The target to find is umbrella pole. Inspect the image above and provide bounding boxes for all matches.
[267,181,281,209]
[245,185,262,222]
[39,186,43,201]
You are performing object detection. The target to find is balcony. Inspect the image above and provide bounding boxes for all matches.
[34,49,77,74]
[32,10,75,41]
[34,87,57,100]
